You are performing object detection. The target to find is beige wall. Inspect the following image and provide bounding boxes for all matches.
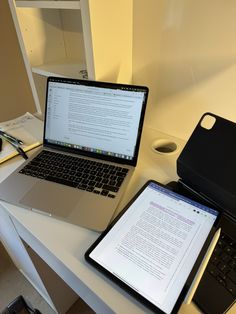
[0,0,35,122]
[3,0,236,139]
[133,0,236,140]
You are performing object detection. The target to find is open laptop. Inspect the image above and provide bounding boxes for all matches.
[0,77,148,231]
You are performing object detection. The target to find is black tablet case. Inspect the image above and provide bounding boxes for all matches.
[176,112,236,217]
[173,113,236,314]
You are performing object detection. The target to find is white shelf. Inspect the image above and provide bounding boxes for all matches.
[32,60,88,79]
[15,0,81,10]
[9,0,133,114]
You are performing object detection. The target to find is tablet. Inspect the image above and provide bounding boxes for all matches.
[85,180,220,314]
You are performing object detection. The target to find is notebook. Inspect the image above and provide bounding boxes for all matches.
[0,77,148,231]
[169,113,236,314]
[0,112,43,164]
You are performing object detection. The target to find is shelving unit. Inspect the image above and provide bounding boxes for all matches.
[15,1,81,10]
[8,0,133,114]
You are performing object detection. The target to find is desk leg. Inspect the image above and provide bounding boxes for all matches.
[0,205,55,310]
[21,239,79,314]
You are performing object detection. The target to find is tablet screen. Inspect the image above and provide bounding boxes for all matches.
[85,180,220,313]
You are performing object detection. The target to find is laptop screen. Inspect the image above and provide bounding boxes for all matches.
[44,77,148,165]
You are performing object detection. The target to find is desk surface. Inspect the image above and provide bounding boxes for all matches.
[0,126,234,313]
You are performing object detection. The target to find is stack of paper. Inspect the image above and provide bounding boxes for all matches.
[0,112,43,164]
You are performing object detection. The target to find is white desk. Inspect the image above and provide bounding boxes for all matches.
[0,126,230,314]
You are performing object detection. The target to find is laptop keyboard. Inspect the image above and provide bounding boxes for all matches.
[207,231,236,297]
[19,150,129,198]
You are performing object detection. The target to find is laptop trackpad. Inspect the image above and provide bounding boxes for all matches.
[20,181,80,217]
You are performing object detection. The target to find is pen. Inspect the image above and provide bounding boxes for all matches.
[14,144,28,160]
[0,130,24,145]
[10,140,28,160]
[1,135,28,160]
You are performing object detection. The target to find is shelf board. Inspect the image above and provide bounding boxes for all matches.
[32,60,88,79]
[15,1,81,10]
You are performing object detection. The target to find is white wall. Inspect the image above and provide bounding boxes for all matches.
[133,0,236,140]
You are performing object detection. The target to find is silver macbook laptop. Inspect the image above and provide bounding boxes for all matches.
[0,77,148,231]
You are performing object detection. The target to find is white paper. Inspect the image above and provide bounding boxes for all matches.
[0,112,43,163]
